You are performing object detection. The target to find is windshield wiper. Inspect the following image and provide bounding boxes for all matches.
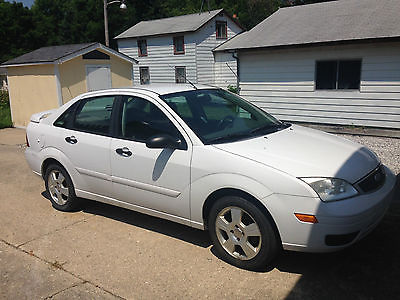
[249,122,291,135]
[207,123,292,144]
[207,132,250,144]
[249,124,280,135]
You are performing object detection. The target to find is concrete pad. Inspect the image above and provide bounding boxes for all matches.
[0,127,26,145]
[21,203,301,299]
[2,126,400,299]
[0,241,82,299]
[51,282,119,300]
[0,145,89,246]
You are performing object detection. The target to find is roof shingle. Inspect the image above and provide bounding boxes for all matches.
[215,0,400,51]
[116,9,226,39]
[1,42,137,66]
[2,43,97,66]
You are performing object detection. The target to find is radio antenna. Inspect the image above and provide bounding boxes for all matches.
[184,74,198,90]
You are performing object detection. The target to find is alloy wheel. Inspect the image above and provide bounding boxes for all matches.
[47,170,69,205]
[215,206,262,260]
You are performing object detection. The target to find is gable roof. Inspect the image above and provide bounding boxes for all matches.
[215,0,400,52]
[115,9,242,39]
[2,42,137,67]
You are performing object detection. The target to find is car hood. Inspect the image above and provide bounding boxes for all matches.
[213,125,379,183]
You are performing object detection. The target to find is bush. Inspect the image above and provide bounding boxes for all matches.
[0,91,12,129]
[0,90,9,104]
[227,84,240,94]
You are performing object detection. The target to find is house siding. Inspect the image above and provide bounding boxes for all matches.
[196,13,242,85]
[117,12,242,85]
[6,64,59,127]
[118,35,197,85]
[214,52,238,89]
[238,42,400,129]
[59,51,133,103]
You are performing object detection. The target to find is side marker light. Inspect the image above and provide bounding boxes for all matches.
[295,213,318,223]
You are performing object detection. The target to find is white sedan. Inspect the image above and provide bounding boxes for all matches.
[25,84,396,270]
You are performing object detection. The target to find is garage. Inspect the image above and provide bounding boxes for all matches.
[1,42,137,127]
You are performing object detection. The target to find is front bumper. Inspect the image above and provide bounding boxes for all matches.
[264,166,396,252]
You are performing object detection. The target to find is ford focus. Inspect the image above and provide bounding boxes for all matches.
[25,84,396,269]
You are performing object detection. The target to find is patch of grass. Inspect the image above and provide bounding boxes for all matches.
[0,91,12,129]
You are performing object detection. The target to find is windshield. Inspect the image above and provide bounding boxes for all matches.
[160,89,289,144]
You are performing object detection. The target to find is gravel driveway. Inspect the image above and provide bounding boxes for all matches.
[336,134,400,175]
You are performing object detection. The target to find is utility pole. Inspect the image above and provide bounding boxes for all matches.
[200,0,210,13]
[103,0,127,47]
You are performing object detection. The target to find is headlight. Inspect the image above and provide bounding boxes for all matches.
[300,178,359,202]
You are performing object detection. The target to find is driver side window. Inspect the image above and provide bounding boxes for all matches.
[118,96,183,143]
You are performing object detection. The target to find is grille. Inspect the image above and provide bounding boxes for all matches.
[325,231,359,246]
[356,165,385,193]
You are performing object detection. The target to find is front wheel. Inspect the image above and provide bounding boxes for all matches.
[44,164,79,211]
[208,196,281,270]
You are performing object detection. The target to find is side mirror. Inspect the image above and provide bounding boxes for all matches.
[146,134,185,150]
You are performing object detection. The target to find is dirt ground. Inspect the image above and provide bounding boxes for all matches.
[0,128,399,299]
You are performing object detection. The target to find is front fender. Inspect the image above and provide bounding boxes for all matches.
[190,173,273,228]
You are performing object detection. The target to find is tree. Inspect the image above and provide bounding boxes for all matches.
[0,0,331,63]
[0,0,35,63]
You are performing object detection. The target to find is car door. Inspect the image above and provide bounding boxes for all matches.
[110,94,192,219]
[53,95,117,198]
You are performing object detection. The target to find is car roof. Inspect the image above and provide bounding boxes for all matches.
[83,83,218,98]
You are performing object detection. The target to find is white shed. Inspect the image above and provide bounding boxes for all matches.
[214,0,400,129]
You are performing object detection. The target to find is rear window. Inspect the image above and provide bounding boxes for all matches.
[54,102,79,128]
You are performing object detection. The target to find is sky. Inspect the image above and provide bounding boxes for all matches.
[5,0,35,8]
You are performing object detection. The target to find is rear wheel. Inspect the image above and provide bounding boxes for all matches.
[45,164,79,211]
[208,196,280,270]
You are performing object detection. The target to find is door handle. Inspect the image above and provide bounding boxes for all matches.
[116,147,132,157]
[65,136,78,144]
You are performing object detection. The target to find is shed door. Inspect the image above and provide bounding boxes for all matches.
[86,65,111,91]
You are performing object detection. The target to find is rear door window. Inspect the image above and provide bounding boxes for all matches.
[72,96,116,136]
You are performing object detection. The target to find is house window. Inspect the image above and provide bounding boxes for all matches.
[173,36,185,55]
[137,39,147,57]
[216,21,227,39]
[316,60,361,90]
[175,67,186,83]
[140,67,150,85]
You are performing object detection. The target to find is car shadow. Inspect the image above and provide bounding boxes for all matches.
[41,173,400,284]
[41,191,211,248]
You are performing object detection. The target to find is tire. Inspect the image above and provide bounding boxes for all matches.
[208,196,281,270]
[44,164,79,212]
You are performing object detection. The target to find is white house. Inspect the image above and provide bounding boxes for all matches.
[115,9,243,87]
[214,0,400,129]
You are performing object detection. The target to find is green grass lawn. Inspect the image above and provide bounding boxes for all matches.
[0,91,12,129]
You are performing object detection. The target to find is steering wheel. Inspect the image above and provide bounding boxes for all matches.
[218,115,235,130]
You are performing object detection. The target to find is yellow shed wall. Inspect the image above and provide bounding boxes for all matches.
[59,51,133,103]
[7,64,59,127]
